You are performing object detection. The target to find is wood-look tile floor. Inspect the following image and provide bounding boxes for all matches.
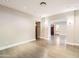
[0,35,79,58]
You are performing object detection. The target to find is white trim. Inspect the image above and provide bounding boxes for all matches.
[0,39,35,51]
[66,42,79,46]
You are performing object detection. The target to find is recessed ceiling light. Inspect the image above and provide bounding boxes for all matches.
[6,0,8,1]
[24,6,27,9]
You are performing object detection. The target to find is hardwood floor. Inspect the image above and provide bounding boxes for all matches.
[0,36,79,58]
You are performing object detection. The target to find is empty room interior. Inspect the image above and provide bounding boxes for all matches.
[0,0,79,58]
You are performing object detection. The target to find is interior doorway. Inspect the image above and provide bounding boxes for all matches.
[51,25,54,36]
[35,22,40,40]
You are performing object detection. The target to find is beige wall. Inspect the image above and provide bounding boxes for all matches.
[66,10,79,45]
[74,10,79,43]
[66,11,75,43]
[0,5,35,50]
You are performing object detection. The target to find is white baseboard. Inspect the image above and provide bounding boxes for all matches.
[66,42,79,46]
[0,39,35,51]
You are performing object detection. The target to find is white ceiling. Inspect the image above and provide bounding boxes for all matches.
[0,0,79,17]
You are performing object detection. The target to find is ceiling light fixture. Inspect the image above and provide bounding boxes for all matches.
[40,2,47,6]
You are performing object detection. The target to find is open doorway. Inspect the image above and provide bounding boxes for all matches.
[35,22,40,40]
[51,24,54,36]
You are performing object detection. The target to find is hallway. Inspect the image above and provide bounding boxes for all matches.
[0,36,79,58]
[0,0,79,58]
[51,35,66,47]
